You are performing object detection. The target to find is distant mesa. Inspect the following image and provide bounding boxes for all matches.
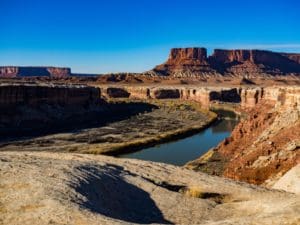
[1,47,300,78]
[153,47,300,77]
[0,66,71,78]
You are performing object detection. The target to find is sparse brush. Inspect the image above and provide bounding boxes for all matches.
[179,186,205,198]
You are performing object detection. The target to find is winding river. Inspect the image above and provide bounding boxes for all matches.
[118,110,239,166]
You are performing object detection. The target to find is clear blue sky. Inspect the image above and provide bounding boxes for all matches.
[1,0,299,73]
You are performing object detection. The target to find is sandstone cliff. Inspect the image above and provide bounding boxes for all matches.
[0,66,71,78]
[98,85,299,109]
[152,47,300,77]
[153,48,216,77]
[0,84,103,137]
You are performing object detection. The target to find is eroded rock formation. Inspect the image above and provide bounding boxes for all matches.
[153,48,216,76]
[152,47,300,77]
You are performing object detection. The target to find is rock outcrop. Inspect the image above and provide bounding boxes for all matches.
[1,151,299,225]
[153,48,216,76]
[0,66,71,78]
[152,47,300,77]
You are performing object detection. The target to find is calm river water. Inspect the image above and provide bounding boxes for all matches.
[118,111,239,166]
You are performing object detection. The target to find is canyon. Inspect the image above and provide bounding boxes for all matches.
[0,47,300,224]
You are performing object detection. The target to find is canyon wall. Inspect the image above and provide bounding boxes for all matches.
[0,66,71,78]
[99,85,300,110]
[0,84,100,107]
[0,84,103,137]
[186,87,300,185]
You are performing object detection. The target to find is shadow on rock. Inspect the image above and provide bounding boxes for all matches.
[71,164,172,224]
[0,102,157,142]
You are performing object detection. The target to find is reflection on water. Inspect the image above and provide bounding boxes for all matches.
[118,117,239,166]
[211,119,238,133]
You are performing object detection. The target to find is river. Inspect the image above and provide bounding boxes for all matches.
[118,110,239,166]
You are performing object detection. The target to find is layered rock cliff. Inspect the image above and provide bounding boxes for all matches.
[152,47,300,77]
[153,48,216,76]
[0,66,71,78]
[98,85,299,109]
[186,87,300,185]
[0,84,103,137]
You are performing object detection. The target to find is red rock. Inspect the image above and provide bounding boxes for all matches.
[210,49,300,74]
[152,47,300,77]
[168,48,208,63]
[153,48,215,76]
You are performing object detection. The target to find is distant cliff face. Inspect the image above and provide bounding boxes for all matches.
[168,48,208,63]
[153,48,215,76]
[153,47,300,77]
[0,66,71,78]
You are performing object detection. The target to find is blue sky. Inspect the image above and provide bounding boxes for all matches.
[0,0,299,73]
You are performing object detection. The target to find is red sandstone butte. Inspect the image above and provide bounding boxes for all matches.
[153,47,215,76]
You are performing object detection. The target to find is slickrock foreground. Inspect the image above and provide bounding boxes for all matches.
[0,151,299,225]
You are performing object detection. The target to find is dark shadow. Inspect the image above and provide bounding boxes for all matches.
[72,164,172,224]
[209,89,241,103]
[0,102,158,142]
[107,87,130,98]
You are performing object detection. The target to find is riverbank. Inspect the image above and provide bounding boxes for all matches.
[118,117,238,165]
[0,99,217,155]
